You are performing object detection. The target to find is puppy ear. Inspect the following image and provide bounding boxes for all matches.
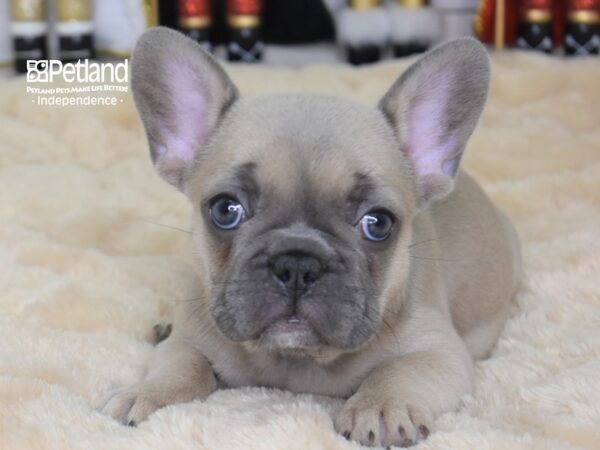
[131,27,238,190]
[379,38,490,208]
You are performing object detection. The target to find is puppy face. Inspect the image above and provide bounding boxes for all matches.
[131,29,489,354]
[187,95,416,350]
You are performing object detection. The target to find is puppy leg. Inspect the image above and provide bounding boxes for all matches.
[335,329,473,447]
[101,335,216,425]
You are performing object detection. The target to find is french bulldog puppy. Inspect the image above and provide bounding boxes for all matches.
[101,28,521,447]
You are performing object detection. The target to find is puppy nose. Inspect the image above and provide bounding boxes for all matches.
[271,251,324,292]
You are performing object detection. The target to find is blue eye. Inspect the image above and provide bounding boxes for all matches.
[360,211,394,241]
[210,197,246,230]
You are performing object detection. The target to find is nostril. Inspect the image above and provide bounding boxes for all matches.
[279,269,291,283]
[272,261,291,284]
[303,271,316,285]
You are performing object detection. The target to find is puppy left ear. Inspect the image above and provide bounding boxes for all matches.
[379,38,490,208]
[131,27,238,190]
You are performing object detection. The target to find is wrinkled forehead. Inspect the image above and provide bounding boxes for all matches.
[192,94,413,208]
[202,148,360,202]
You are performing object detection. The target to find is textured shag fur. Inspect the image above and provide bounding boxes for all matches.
[0,52,599,449]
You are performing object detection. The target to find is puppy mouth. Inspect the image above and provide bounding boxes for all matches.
[260,315,321,349]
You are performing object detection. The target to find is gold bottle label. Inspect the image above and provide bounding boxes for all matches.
[11,0,45,21]
[523,9,552,23]
[179,16,212,28]
[227,14,260,28]
[567,10,600,24]
[397,0,425,8]
[56,0,91,22]
[349,0,380,10]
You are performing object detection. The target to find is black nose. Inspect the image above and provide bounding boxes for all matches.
[271,251,324,292]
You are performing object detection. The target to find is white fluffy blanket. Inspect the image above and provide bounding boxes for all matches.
[1,52,599,450]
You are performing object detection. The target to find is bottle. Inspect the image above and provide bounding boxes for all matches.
[56,0,95,63]
[390,0,440,57]
[517,0,553,53]
[10,0,48,74]
[565,0,600,55]
[178,0,212,52]
[226,0,263,62]
[337,0,389,65]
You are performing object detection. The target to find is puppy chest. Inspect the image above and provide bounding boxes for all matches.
[216,357,364,397]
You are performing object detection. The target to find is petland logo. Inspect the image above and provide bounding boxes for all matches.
[25,59,129,107]
[27,59,128,83]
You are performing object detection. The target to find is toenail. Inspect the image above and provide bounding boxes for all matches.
[368,430,375,443]
[398,425,406,439]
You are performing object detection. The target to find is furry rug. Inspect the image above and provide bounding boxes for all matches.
[1,52,599,450]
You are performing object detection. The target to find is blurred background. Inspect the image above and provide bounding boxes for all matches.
[1,0,599,76]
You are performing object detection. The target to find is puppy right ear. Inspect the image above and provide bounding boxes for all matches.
[131,27,238,190]
[379,38,489,208]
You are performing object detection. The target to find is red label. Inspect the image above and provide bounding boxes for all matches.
[227,0,262,15]
[567,0,600,10]
[178,0,211,17]
[522,0,553,10]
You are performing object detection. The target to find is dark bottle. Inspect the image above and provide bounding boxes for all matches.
[517,0,554,53]
[178,0,213,52]
[391,0,434,58]
[565,0,600,55]
[343,0,384,65]
[10,0,48,74]
[56,0,95,63]
[227,0,263,62]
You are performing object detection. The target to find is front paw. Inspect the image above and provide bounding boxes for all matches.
[335,390,432,447]
[100,382,166,426]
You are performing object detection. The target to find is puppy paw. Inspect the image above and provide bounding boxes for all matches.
[335,391,433,447]
[99,382,164,426]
